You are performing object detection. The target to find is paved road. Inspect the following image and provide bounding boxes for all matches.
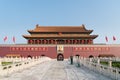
[1,60,112,80]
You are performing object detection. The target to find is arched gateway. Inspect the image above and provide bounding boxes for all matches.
[57,53,64,61]
[27,55,32,59]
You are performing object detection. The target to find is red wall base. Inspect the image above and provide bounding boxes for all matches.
[0,45,120,58]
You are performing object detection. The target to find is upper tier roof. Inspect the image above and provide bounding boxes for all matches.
[28,24,93,33]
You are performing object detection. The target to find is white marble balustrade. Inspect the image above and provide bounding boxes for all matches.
[73,57,120,80]
[0,56,51,77]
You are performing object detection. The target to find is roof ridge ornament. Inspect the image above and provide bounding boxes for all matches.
[82,24,85,27]
[82,24,87,30]
[36,24,39,28]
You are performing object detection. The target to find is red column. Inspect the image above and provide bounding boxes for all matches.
[82,40,84,44]
[31,40,33,44]
[50,39,52,44]
[30,40,33,44]
[46,40,48,44]
[77,40,79,44]
[43,39,46,44]
[73,40,75,44]
[70,40,72,44]
[55,39,57,44]
[37,40,39,44]
[80,40,82,44]
[68,40,70,44]
[90,39,93,44]
[73,40,74,44]
[86,40,88,44]
[42,40,44,44]
[71,40,73,44]
[88,39,91,44]
[35,39,36,44]
[50,39,53,44]
[39,40,41,44]
[30,40,32,44]
[28,40,30,44]
[47,39,49,44]
[49,40,51,44]
[34,40,36,44]
[35,40,37,44]
[64,40,66,44]
[53,39,56,44]
[84,40,86,44]
[65,40,67,44]
[75,40,77,44]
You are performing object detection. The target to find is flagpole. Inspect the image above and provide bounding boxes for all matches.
[12,36,16,44]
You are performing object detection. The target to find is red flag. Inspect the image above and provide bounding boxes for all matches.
[13,36,15,43]
[4,36,7,42]
[105,36,108,42]
[113,36,116,41]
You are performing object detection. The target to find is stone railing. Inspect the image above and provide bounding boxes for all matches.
[73,57,120,80]
[0,56,51,77]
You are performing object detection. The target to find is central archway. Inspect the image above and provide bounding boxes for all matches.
[27,55,32,59]
[57,53,64,61]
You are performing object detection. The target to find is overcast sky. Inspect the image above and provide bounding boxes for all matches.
[0,0,120,44]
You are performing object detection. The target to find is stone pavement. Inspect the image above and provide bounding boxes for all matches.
[1,60,112,80]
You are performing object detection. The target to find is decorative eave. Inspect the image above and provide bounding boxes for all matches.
[28,30,93,34]
[23,35,98,39]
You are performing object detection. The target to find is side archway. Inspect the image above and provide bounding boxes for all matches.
[41,54,45,57]
[89,55,94,58]
[75,54,80,58]
[57,53,64,61]
[27,55,32,59]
